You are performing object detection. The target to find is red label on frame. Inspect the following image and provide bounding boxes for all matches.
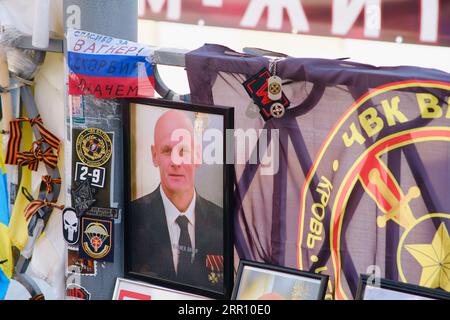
[118,289,152,300]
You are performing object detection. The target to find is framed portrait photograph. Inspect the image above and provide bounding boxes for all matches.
[123,98,234,299]
[112,277,210,300]
[356,274,450,300]
[231,260,329,300]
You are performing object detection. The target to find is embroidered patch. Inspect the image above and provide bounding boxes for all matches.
[74,162,106,188]
[71,179,96,217]
[80,216,114,262]
[62,207,80,245]
[76,127,112,167]
[72,129,113,212]
[86,206,119,219]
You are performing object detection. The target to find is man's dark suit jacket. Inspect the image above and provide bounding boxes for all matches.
[129,186,223,290]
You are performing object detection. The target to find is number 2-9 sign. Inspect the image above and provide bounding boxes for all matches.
[75,162,106,188]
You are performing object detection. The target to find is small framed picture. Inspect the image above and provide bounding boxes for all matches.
[356,274,450,300]
[123,98,234,299]
[231,260,329,300]
[112,278,210,300]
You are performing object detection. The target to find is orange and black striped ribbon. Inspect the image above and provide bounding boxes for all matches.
[17,144,58,171]
[24,199,64,221]
[29,294,45,301]
[41,175,62,194]
[16,115,60,151]
[5,120,22,165]
[5,115,60,166]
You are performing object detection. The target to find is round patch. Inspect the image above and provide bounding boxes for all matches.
[76,128,112,167]
[270,102,285,118]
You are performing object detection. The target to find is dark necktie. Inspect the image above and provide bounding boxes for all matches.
[175,215,193,279]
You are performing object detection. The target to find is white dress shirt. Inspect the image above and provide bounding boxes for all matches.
[160,187,196,274]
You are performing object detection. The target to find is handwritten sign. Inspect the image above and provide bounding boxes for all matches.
[67,29,155,98]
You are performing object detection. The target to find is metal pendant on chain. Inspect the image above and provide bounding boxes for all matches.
[270,102,285,118]
[268,58,285,118]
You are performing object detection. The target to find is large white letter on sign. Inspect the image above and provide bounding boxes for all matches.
[420,0,439,42]
[240,0,309,32]
[144,0,181,20]
[202,0,223,7]
[332,0,381,38]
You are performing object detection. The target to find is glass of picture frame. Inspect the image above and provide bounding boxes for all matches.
[123,98,234,299]
[356,274,450,300]
[112,277,210,300]
[231,260,329,300]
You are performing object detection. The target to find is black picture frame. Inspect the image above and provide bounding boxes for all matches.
[123,98,234,299]
[356,274,450,300]
[231,260,329,300]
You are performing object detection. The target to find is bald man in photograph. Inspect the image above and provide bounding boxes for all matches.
[130,110,223,290]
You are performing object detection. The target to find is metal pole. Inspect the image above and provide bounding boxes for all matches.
[63,0,137,300]
[64,0,137,41]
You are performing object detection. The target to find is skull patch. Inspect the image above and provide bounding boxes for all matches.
[63,207,80,245]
